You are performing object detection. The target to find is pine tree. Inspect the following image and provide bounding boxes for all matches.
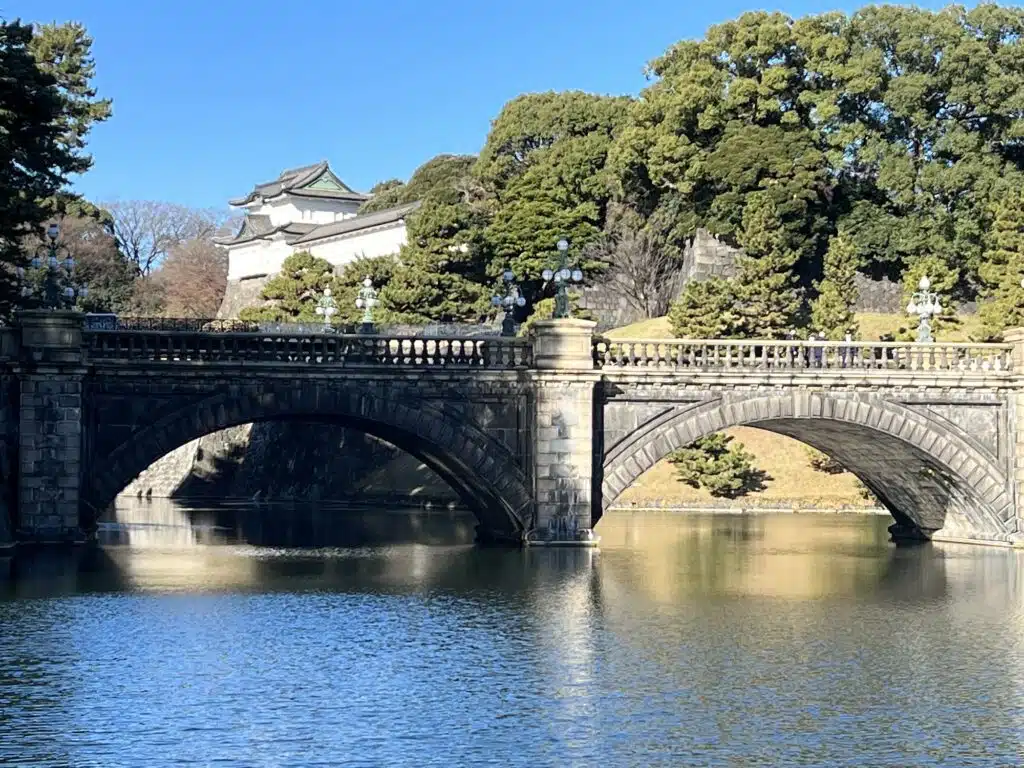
[810,235,860,340]
[667,277,743,339]
[0,21,109,316]
[379,165,491,324]
[805,447,845,475]
[669,433,768,498]
[979,190,1024,341]
[732,194,802,339]
[239,252,337,324]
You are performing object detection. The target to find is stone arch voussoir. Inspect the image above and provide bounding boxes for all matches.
[87,384,532,542]
[601,391,1014,543]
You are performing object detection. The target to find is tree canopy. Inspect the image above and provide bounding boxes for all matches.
[0,20,110,315]
[620,5,1024,339]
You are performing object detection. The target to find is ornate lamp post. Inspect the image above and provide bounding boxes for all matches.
[542,238,583,319]
[18,223,88,310]
[906,276,942,343]
[491,268,526,336]
[314,287,337,331]
[355,276,378,334]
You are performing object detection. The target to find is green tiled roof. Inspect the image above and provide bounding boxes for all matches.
[229,161,369,206]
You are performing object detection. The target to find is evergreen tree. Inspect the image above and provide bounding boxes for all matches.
[477,91,630,305]
[810,235,859,340]
[239,252,337,324]
[611,5,1024,302]
[0,20,109,315]
[979,190,1024,341]
[667,278,743,339]
[669,433,767,498]
[331,254,398,325]
[379,159,491,323]
[358,179,405,213]
[805,447,845,475]
[359,155,475,214]
[732,194,802,338]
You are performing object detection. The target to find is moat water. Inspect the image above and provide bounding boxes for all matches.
[2,502,1024,766]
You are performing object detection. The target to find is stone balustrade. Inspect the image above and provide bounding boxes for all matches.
[594,337,1015,374]
[84,331,534,369]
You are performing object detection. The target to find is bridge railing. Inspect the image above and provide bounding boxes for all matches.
[84,330,534,369]
[593,338,1015,373]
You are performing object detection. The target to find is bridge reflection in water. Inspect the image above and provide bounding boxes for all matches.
[5,509,1024,766]
[99,497,479,549]
[55,501,1024,608]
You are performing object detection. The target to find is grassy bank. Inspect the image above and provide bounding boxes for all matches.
[605,312,984,342]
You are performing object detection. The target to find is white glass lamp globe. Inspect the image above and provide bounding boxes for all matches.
[356,298,364,309]
[362,276,372,288]
[919,276,930,291]
[516,296,526,307]
[542,269,553,281]
[571,269,583,282]
[79,285,89,298]
[503,269,515,283]
[324,287,332,297]
[63,256,75,271]
[48,255,58,269]
[31,256,40,269]
[491,296,502,307]
[907,302,918,314]
[63,286,74,298]
[46,223,59,241]
[316,306,324,315]
[932,299,942,314]
[556,239,569,252]
[559,268,571,281]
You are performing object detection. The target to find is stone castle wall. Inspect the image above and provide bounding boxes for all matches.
[218,275,271,320]
[579,228,742,331]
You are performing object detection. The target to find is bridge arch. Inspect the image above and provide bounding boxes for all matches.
[601,392,1016,544]
[85,385,533,544]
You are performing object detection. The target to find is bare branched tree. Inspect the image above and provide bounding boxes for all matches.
[154,237,228,318]
[104,200,228,276]
[587,219,680,319]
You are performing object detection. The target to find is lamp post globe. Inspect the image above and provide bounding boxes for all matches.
[544,237,583,319]
[314,286,337,331]
[492,267,525,337]
[907,275,942,343]
[356,276,379,333]
[19,222,87,311]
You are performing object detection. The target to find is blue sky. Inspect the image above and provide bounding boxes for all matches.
[16,0,957,212]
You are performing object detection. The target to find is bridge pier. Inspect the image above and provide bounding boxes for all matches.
[14,311,86,545]
[529,319,600,544]
[1005,328,1024,547]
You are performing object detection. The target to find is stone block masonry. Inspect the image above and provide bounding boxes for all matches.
[18,373,84,542]
[531,376,599,535]
[1,311,1021,549]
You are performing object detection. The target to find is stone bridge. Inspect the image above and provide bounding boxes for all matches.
[1,311,1022,550]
